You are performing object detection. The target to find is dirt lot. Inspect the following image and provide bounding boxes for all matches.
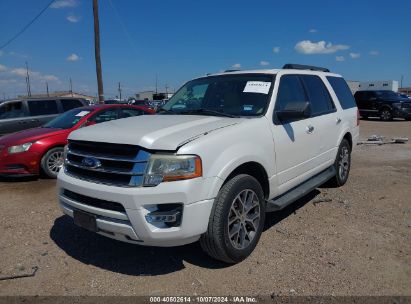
[0,119,410,296]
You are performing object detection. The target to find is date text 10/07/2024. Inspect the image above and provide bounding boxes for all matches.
[149,296,258,303]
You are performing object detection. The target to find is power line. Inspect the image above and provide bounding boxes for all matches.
[0,0,56,51]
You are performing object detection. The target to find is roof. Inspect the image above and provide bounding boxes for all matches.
[199,67,341,80]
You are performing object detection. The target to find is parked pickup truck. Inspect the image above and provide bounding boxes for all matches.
[57,64,359,263]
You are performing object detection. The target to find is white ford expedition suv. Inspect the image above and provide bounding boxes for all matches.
[57,64,359,263]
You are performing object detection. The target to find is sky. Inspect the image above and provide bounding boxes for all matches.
[0,0,410,99]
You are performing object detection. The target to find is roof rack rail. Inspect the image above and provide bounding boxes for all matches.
[224,69,241,73]
[282,64,330,72]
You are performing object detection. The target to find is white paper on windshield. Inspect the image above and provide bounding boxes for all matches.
[243,81,271,94]
[75,111,90,117]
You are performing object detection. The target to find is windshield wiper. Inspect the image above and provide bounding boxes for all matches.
[180,108,239,118]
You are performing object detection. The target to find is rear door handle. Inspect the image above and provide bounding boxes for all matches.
[306,125,314,134]
[31,119,39,122]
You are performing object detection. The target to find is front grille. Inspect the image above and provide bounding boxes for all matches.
[62,189,126,212]
[65,140,150,187]
[402,102,411,109]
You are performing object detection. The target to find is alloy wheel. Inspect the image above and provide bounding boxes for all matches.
[47,150,64,174]
[227,189,261,250]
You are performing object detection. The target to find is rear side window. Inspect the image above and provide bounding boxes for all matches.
[275,75,307,111]
[28,100,59,116]
[0,101,26,119]
[301,75,335,116]
[90,108,119,124]
[327,77,357,109]
[61,99,83,111]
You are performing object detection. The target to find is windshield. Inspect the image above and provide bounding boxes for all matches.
[43,108,91,129]
[161,74,274,117]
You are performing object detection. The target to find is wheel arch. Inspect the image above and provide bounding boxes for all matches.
[223,161,270,200]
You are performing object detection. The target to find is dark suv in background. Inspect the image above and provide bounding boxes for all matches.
[0,98,88,136]
[354,90,411,121]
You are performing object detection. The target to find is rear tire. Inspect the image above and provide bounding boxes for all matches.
[40,147,64,179]
[200,174,266,264]
[380,108,393,121]
[328,139,351,187]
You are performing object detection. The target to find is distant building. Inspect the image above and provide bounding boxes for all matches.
[18,91,96,102]
[346,81,360,94]
[358,80,399,92]
[398,87,411,95]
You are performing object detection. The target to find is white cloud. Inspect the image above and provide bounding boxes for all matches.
[9,51,29,58]
[272,47,280,53]
[232,63,241,69]
[336,56,345,62]
[10,67,59,82]
[260,61,270,66]
[349,52,361,59]
[67,53,81,61]
[67,15,80,23]
[309,29,318,33]
[0,64,7,72]
[295,40,350,54]
[370,50,379,56]
[51,0,77,9]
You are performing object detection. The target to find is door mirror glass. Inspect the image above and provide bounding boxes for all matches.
[275,101,311,121]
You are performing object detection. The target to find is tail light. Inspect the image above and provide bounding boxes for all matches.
[356,109,360,126]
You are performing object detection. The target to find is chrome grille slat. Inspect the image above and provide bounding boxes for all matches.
[65,140,150,187]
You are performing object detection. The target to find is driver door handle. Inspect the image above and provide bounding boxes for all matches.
[306,125,314,134]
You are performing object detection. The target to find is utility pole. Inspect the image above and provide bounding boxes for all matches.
[93,0,104,103]
[69,77,73,96]
[400,75,404,89]
[46,82,49,97]
[25,61,31,97]
[155,74,158,94]
[118,82,122,101]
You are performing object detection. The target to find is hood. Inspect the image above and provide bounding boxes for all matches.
[69,115,244,150]
[0,127,67,146]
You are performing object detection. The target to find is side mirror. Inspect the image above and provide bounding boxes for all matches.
[275,101,311,121]
[85,120,96,127]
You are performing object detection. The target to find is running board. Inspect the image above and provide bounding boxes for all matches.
[266,166,336,212]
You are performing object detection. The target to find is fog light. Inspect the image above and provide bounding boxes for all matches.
[145,205,182,227]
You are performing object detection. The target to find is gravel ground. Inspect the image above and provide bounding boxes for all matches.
[0,119,410,296]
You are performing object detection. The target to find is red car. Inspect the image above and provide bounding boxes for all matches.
[0,104,154,178]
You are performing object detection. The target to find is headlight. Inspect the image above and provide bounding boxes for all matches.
[144,154,202,186]
[8,142,33,154]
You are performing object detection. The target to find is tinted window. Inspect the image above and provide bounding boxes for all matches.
[121,108,144,118]
[0,101,26,119]
[90,108,119,124]
[28,100,59,116]
[61,99,83,111]
[275,75,307,111]
[301,75,335,115]
[327,77,357,109]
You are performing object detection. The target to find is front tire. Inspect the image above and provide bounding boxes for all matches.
[40,147,64,179]
[200,174,266,264]
[329,139,351,187]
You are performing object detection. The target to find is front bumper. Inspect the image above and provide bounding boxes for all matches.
[0,150,41,176]
[393,107,411,119]
[57,170,222,246]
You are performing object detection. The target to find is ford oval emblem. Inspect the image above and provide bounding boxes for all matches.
[81,157,101,169]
